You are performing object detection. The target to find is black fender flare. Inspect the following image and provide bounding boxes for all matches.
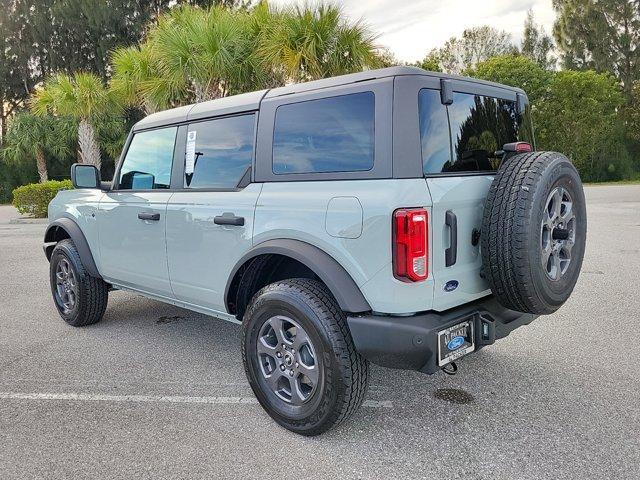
[44,218,102,279]
[225,239,371,314]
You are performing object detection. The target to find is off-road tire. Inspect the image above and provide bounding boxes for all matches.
[481,151,586,314]
[50,239,109,327]
[242,278,369,436]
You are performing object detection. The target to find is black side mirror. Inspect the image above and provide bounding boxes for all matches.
[71,163,100,189]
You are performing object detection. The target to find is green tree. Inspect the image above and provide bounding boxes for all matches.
[521,9,556,69]
[416,53,442,72]
[536,70,631,181]
[258,3,381,82]
[3,113,75,182]
[110,5,265,110]
[31,72,118,171]
[0,0,179,139]
[110,3,382,110]
[0,1,36,140]
[110,45,160,114]
[625,81,640,142]
[428,26,517,74]
[378,48,402,68]
[553,0,639,99]
[469,55,552,105]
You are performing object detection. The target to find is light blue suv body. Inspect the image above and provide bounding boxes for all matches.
[45,67,569,434]
[47,67,534,318]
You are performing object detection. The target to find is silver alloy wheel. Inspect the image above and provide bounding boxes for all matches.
[257,315,319,405]
[540,186,576,281]
[55,258,78,313]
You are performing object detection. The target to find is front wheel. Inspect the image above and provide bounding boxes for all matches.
[241,279,369,436]
[49,239,109,327]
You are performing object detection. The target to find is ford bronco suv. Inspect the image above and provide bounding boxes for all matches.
[44,67,586,435]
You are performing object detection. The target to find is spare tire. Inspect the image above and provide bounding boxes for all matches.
[481,151,586,314]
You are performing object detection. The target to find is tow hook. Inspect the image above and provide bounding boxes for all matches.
[442,362,458,376]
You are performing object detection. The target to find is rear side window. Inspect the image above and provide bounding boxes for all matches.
[184,114,255,189]
[420,90,532,174]
[418,89,451,174]
[118,126,177,190]
[272,92,375,174]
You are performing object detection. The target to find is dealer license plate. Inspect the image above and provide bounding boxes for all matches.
[438,320,475,367]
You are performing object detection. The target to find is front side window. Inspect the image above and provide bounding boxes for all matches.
[118,126,177,190]
[184,114,255,189]
[272,92,375,174]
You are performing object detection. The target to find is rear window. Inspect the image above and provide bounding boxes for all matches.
[184,114,254,189]
[419,89,534,174]
[272,92,375,174]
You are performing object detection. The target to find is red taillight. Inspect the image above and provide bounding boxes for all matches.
[515,142,533,153]
[393,208,428,282]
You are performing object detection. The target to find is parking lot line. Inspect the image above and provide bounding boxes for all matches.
[0,392,392,408]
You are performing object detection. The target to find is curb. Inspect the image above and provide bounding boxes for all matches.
[9,218,49,225]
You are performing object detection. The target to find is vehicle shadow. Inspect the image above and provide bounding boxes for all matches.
[95,290,632,477]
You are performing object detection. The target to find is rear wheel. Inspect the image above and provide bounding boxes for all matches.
[49,239,108,327]
[242,279,368,436]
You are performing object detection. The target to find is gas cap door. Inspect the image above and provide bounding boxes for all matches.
[325,196,363,239]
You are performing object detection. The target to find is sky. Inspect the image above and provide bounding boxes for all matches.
[269,0,557,62]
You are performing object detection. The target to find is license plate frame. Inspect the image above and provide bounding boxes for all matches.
[437,320,475,367]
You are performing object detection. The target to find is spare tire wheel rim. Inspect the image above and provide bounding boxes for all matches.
[541,186,576,281]
[256,315,319,405]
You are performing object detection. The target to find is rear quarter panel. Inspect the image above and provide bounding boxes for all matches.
[253,178,435,314]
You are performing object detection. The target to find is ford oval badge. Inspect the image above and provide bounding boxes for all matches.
[447,336,465,350]
[444,280,459,292]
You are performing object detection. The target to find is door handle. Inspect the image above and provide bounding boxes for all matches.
[138,212,160,221]
[214,214,245,226]
[445,210,457,267]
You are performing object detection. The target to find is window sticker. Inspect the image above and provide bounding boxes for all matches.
[185,130,197,175]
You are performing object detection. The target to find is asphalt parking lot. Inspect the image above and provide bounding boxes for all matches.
[0,185,639,479]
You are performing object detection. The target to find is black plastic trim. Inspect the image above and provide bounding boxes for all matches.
[445,210,458,267]
[347,296,537,374]
[440,79,453,105]
[225,239,371,314]
[43,218,102,278]
[214,214,245,226]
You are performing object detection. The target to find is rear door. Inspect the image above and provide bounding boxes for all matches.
[98,125,177,297]
[165,113,260,314]
[418,80,533,311]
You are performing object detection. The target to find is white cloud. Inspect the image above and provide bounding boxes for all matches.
[269,0,556,62]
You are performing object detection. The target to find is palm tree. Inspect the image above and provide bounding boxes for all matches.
[108,3,382,111]
[110,45,159,115]
[2,113,74,182]
[31,72,117,171]
[258,3,382,82]
[110,4,273,110]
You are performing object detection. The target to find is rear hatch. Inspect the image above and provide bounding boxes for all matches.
[418,83,534,311]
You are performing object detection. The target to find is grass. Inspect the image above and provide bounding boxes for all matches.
[585,179,640,186]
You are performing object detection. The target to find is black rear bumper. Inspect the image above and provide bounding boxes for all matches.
[347,297,538,374]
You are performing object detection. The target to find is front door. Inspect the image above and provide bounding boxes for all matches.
[98,125,178,298]
[165,113,260,313]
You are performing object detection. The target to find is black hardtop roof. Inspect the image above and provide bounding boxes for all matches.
[133,66,526,131]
